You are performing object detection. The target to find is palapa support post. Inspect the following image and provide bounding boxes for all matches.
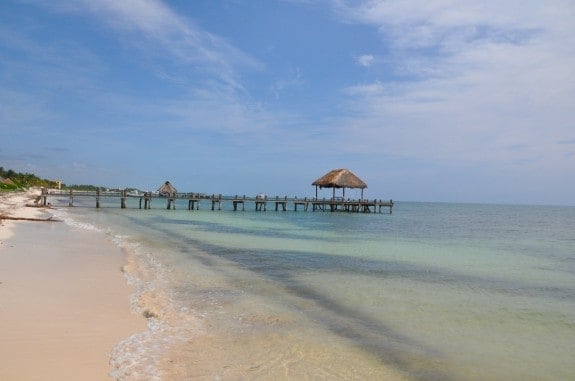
[166,192,176,210]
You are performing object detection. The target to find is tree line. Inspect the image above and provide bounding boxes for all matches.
[0,166,58,189]
[0,166,100,191]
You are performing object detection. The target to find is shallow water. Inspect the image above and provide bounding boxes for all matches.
[54,198,575,380]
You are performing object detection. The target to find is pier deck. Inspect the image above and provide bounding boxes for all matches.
[40,190,393,214]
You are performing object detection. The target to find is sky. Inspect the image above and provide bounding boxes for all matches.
[1,0,574,205]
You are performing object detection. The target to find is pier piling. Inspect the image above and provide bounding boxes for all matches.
[211,194,222,211]
[255,196,267,211]
[233,195,245,211]
[274,196,287,212]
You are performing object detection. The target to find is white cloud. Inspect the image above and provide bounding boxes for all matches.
[331,1,575,173]
[356,54,374,67]
[271,68,305,98]
[40,0,262,92]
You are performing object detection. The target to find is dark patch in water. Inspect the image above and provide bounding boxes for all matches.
[109,206,575,380]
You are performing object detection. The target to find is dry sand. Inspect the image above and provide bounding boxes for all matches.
[0,191,146,380]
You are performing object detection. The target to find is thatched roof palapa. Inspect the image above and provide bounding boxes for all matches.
[157,181,177,197]
[312,169,367,199]
[312,168,367,189]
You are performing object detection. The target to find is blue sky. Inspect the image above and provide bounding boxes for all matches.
[1,0,574,205]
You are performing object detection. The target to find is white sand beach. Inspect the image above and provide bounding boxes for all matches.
[0,191,146,381]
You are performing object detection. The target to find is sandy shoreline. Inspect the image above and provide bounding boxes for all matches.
[0,191,147,380]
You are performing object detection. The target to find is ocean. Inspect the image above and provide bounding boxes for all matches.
[51,197,575,380]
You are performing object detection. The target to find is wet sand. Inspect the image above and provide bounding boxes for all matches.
[0,191,146,380]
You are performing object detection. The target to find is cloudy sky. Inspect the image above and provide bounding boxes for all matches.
[1,0,574,205]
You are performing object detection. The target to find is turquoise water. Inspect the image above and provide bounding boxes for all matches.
[54,198,575,380]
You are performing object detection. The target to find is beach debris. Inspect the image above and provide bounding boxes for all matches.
[142,309,158,319]
[0,215,61,222]
[25,203,53,208]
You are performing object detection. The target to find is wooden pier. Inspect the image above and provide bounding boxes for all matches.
[39,189,393,214]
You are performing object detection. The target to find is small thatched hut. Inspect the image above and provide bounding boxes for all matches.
[312,168,367,200]
[157,181,177,197]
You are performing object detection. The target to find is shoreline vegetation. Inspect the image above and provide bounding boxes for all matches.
[0,166,113,193]
[0,167,59,190]
[0,190,147,380]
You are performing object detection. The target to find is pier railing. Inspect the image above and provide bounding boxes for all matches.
[40,189,393,213]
